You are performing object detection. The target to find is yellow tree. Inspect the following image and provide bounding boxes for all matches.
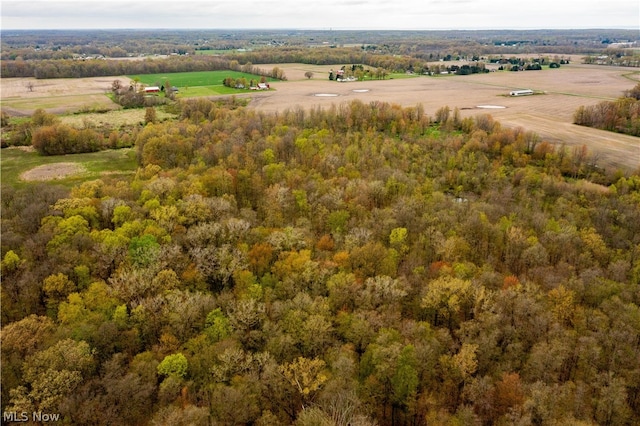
[421,275,475,332]
[281,356,328,410]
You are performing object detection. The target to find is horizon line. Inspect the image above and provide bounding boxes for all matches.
[2,27,639,32]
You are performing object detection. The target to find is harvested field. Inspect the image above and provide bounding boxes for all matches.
[1,76,130,115]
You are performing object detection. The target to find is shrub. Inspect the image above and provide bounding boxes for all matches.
[32,124,104,155]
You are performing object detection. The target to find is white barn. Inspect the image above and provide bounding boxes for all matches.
[509,89,534,96]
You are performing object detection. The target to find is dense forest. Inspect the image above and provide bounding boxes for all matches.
[2,96,640,425]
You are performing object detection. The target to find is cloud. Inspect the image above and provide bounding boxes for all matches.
[1,0,638,29]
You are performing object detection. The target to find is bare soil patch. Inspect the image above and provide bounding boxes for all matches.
[20,162,86,182]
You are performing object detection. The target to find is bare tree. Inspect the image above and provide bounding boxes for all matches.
[304,71,314,79]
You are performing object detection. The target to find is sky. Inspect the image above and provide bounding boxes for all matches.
[1,0,639,30]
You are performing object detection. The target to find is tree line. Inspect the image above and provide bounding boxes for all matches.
[1,57,287,85]
[0,55,232,79]
[582,49,640,68]
[574,83,640,136]
[2,98,639,425]
[1,108,138,151]
[0,46,571,81]
[3,28,635,58]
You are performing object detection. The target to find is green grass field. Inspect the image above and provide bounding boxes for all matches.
[194,49,233,55]
[387,72,421,79]
[1,147,137,189]
[129,70,276,95]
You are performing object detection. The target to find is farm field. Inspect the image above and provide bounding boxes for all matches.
[0,77,123,116]
[129,70,278,96]
[1,62,639,171]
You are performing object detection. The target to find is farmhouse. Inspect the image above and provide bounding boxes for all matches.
[510,89,534,96]
[250,83,271,90]
[144,86,161,93]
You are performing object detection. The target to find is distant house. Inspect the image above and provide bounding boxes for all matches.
[257,83,270,90]
[144,86,161,93]
[509,89,534,96]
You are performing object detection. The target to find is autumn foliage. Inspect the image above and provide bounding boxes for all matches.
[574,83,640,136]
[2,98,640,425]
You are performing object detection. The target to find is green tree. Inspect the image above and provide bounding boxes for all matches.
[204,308,231,342]
[157,353,188,378]
[391,345,419,407]
[128,234,160,267]
[1,250,22,274]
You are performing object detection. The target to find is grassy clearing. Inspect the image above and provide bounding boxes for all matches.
[1,147,138,189]
[60,108,178,128]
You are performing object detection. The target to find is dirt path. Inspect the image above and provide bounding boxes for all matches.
[20,162,86,181]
